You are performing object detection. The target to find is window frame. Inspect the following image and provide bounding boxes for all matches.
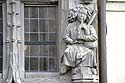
[22,2,60,77]
[24,4,59,73]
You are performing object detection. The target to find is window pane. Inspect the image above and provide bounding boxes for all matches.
[0,58,2,72]
[40,33,48,41]
[24,33,29,41]
[39,7,47,18]
[40,58,48,71]
[30,45,39,56]
[30,33,38,41]
[24,7,29,18]
[30,58,38,71]
[48,7,56,19]
[49,33,57,42]
[0,34,3,42]
[39,20,48,32]
[25,58,29,71]
[24,45,29,56]
[0,45,3,57]
[0,7,2,18]
[24,6,58,72]
[48,20,57,32]
[49,45,57,57]
[40,45,48,56]
[24,19,29,32]
[49,58,58,72]
[30,7,38,18]
[30,20,38,32]
[0,20,3,32]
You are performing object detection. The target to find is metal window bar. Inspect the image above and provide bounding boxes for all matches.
[38,7,40,72]
[28,7,31,72]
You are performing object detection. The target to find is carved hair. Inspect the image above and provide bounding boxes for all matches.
[68,4,93,23]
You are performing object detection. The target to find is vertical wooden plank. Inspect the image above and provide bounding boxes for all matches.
[3,0,24,82]
[16,1,25,79]
[3,0,12,80]
[58,0,72,83]
[20,2,25,79]
[98,0,107,83]
[2,2,8,79]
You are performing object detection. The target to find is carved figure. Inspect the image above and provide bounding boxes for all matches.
[61,4,98,82]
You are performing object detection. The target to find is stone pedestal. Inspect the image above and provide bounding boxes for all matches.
[72,79,98,83]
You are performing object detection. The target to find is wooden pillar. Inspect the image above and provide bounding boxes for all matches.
[3,0,24,82]
[98,0,107,83]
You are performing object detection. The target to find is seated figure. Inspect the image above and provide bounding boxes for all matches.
[61,4,98,82]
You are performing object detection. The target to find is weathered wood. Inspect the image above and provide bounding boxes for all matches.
[98,0,107,83]
[0,0,107,83]
[2,0,24,83]
[21,0,58,2]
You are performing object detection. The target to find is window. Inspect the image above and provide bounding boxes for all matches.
[24,5,58,72]
[0,6,3,73]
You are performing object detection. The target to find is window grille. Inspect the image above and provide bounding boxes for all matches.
[24,5,58,72]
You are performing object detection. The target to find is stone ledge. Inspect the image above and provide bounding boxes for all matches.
[72,79,98,83]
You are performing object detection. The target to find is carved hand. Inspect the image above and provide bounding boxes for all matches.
[80,23,88,30]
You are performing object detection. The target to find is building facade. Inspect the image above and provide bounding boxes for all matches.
[0,0,107,83]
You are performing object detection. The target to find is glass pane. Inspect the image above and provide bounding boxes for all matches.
[40,58,48,71]
[30,7,38,18]
[25,58,29,71]
[24,7,29,18]
[48,7,56,19]
[49,20,57,32]
[0,7,2,18]
[40,45,48,56]
[30,45,38,56]
[39,20,48,32]
[30,20,38,32]
[49,58,58,72]
[49,33,57,42]
[24,33,29,41]
[49,45,57,57]
[30,58,38,71]
[0,58,2,73]
[30,33,38,41]
[24,19,29,32]
[40,33,48,41]
[0,20,3,32]
[0,45,3,57]
[39,7,47,18]
[24,45,29,56]
[0,34,3,42]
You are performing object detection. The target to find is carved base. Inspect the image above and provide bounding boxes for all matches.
[72,79,98,83]
[72,66,98,83]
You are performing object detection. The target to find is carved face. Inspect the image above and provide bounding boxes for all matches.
[77,12,87,22]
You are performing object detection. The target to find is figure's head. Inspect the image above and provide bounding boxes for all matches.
[68,4,92,23]
[76,4,88,22]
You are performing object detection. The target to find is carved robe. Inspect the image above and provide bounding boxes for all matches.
[62,21,97,80]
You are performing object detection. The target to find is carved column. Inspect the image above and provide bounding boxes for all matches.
[3,0,24,83]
